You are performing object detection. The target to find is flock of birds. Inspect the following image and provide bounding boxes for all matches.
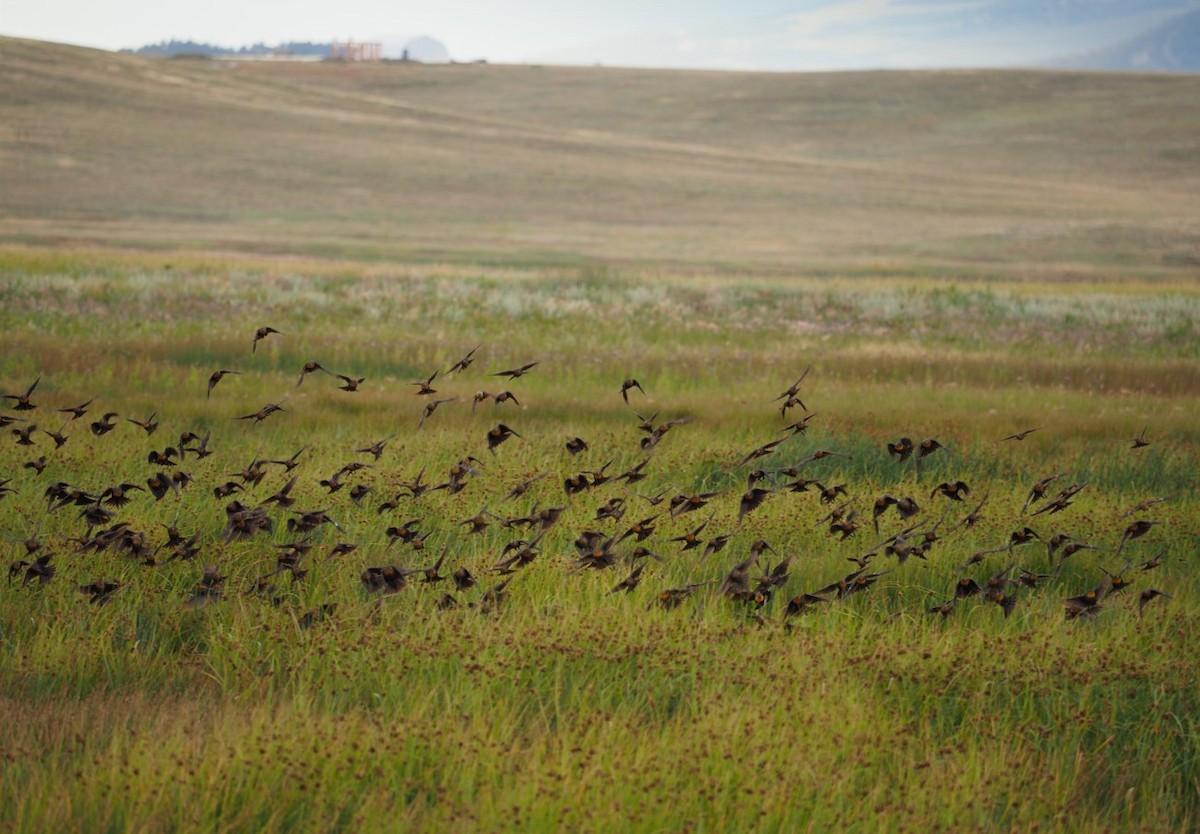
[0,327,1178,628]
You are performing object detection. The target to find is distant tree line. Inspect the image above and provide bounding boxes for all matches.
[121,40,332,57]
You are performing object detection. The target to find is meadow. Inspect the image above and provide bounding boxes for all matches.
[1,37,1199,834]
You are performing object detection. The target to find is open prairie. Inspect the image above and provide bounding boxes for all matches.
[1,37,1198,833]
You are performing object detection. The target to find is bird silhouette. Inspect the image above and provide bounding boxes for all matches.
[492,362,538,380]
[447,344,481,375]
[207,369,240,398]
[1001,427,1041,441]
[2,376,40,411]
[57,399,93,420]
[236,401,286,424]
[887,437,915,462]
[620,378,645,404]
[126,411,159,435]
[486,424,520,453]
[252,326,282,352]
[411,370,439,396]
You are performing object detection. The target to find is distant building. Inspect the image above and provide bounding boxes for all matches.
[329,40,383,62]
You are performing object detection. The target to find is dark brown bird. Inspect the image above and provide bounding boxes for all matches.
[1064,580,1108,619]
[1022,472,1067,514]
[669,490,723,516]
[654,581,711,610]
[207,369,240,398]
[947,492,989,534]
[785,593,828,618]
[829,512,861,541]
[252,326,282,352]
[738,488,773,522]
[1101,562,1135,595]
[265,445,306,472]
[779,413,818,436]
[492,390,521,409]
[895,496,920,520]
[701,533,732,558]
[356,433,396,461]
[1137,548,1166,572]
[421,548,449,584]
[57,398,93,420]
[887,437,914,462]
[918,438,947,459]
[1127,426,1150,450]
[931,480,970,501]
[19,554,55,587]
[79,579,122,606]
[472,390,492,412]
[872,495,899,532]
[2,376,40,411]
[452,567,477,592]
[492,362,538,380]
[928,598,957,619]
[1120,495,1173,518]
[1030,483,1088,517]
[818,483,848,505]
[146,472,173,500]
[669,514,713,551]
[594,497,626,522]
[954,577,982,599]
[236,401,286,424]
[125,411,159,435]
[411,370,439,396]
[738,438,785,467]
[100,482,144,508]
[418,397,458,430]
[756,555,793,592]
[486,424,520,454]
[88,410,118,436]
[620,378,645,404]
[986,587,1018,618]
[147,447,178,466]
[446,344,481,375]
[1009,526,1041,549]
[772,367,810,405]
[296,361,328,387]
[610,564,646,594]
[565,436,589,455]
[1016,568,1054,589]
[715,554,753,600]
[334,374,365,392]
[504,472,548,502]
[615,458,651,485]
[460,507,495,535]
[1001,427,1041,442]
[618,514,659,544]
[12,423,36,446]
[1138,589,1169,615]
[1116,520,1161,555]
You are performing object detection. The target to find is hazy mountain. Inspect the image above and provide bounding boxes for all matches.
[1049,8,1200,71]
[122,40,330,58]
[122,36,449,62]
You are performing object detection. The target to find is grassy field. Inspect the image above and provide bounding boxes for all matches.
[2,37,1199,834]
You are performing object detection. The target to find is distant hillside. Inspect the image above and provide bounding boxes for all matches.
[1,36,1198,276]
[122,40,331,58]
[1051,9,1200,72]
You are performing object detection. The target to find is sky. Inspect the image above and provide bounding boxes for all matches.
[1,0,1196,70]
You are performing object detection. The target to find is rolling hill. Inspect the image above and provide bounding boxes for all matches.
[1,36,1198,278]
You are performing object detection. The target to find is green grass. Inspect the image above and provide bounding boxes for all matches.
[1,250,1197,833]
